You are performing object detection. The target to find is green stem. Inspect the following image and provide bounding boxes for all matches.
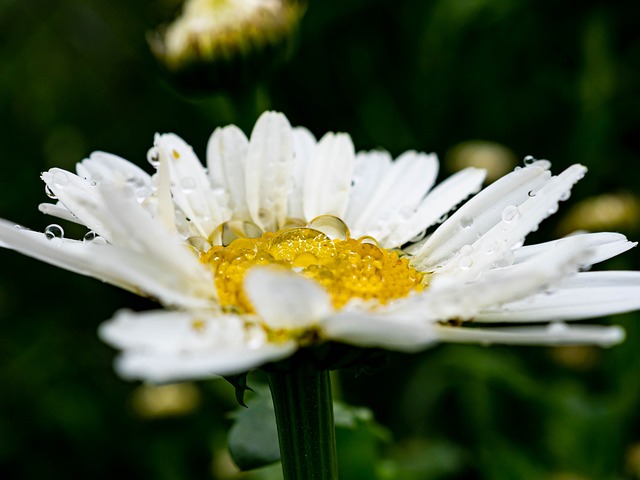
[267,367,338,479]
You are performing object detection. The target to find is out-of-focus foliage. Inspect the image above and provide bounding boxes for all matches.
[1,0,640,479]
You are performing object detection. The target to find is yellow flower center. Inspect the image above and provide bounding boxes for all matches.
[200,226,424,313]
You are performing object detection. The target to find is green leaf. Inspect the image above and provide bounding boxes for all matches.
[228,386,280,471]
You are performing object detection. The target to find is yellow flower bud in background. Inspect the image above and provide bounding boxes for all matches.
[149,0,305,90]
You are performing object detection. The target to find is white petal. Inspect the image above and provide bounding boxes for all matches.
[303,132,356,221]
[244,267,333,330]
[346,151,438,240]
[387,237,592,322]
[423,164,588,280]
[413,162,552,270]
[321,311,437,351]
[245,111,294,231]
[343,150,392,235]
[475,271,640,322]
[514,232,636,266]
[432,323,624,347]
[100,309,296,382]
[76,151,151,187]
[0,219,215,308]
[207,124,250,220]
[38,202,83,224]
[155,133,228,237]
[288,127,317,220]
[387,167,486,248]
[41,168,115,241]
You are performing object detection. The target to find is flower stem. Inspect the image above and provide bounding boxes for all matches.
[267,366,338,479]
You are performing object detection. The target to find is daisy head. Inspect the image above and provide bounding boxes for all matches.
[1,111,638,383]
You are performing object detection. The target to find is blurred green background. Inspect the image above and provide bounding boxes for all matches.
[1,0,640,478]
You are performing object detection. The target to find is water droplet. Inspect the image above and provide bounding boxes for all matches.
[460,244,473,255]
[492,250,515,268]
[528,190,536,197]
[308,215,350,240]
[181,177,197,192]
[482,239,498,255]
[559,190,571,201]
[548,322,567,334]
[523,155,536,165]
[547,204,559,215]
[501,205,520,223]
[147,147,160,168]
[52,171,69,188]
[460,216,474,229]
[514,166,522,171]
[409,229,427,243]
[358,236,379,246]
[438,213,449,223]
[44,185,57,199]
[44,224,64,240]
[458,255,473,270]
[187,236,211,252]
[83,231,107,244]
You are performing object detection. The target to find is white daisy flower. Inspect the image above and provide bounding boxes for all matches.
[1,111,638,383]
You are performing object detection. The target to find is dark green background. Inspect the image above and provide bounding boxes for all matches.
[1,0,640,478]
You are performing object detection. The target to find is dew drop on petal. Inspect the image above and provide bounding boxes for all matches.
[523,155,536,166]
[458,255,473,270]
[501,205,520,223]
[492,250,515,268]
[559,190,571,201]
[52,171,69,188]
[181,177,197,192]
[528,190,537,197]
[547,322,568,334]
[307,215,350,240]
[147,147,160,168]
[438,213,449,223]
[44,185,57,199]
[45,224,64,240]
[483,239,498,255]
[547,204,559,215]
[460,216,474,229]
[460,244,473,255]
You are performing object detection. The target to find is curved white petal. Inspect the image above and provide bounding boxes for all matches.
[514,232,636,266]
[321,311,437,351]
[0,219,214,307]
[387,167,486,248]
[244,267,333,330]
[155,133,229,237]
[346,151,438,240]
[207,124,250,220]
[433,322,624,347]
[475,271,640,322]
[421,164,588,281]
[38,202,83,224]
[100,309,297,382]
[245,111,294,231]
[412,162,552,270]
[303,132,355,221]
[344,150,392,235]
[387,237,593,322]
[41,168,116,241]
[288,127,317,220]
